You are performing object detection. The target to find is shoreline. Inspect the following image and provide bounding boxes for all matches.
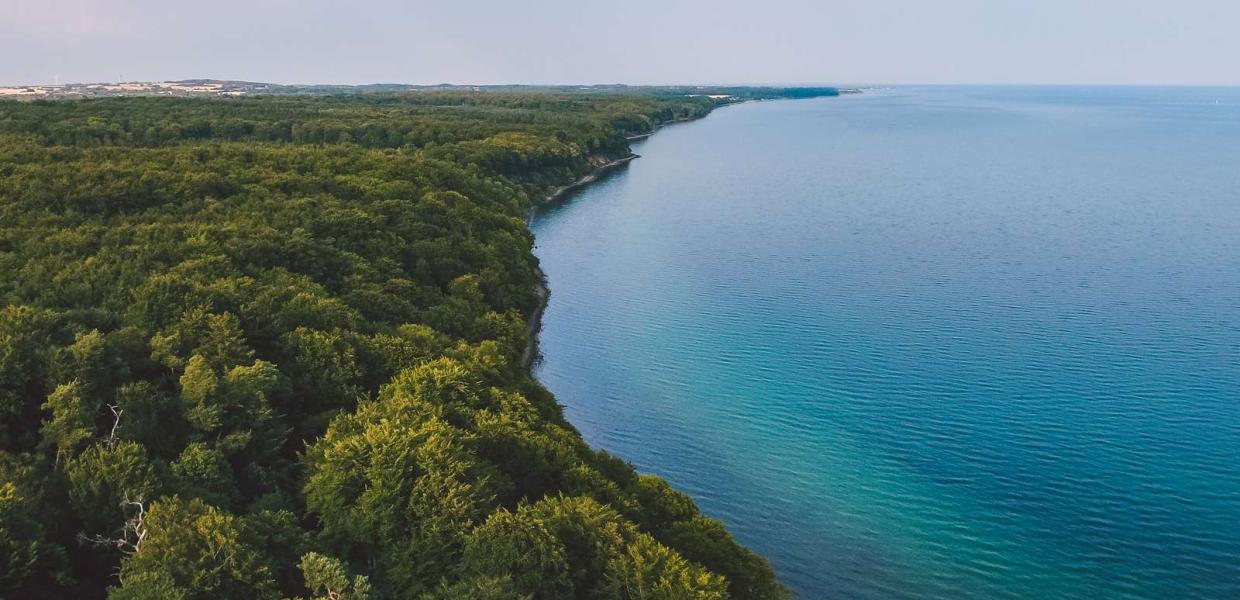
[539,154,640,210]
[521,153,645,371]
[520,91,847,372]
[625,116,696,140]
[520,109,720,373]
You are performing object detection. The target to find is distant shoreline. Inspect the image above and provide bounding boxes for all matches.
[521,91,848,372]
[520,108,719,372]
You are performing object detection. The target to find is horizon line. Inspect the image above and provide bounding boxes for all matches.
[5,78,1240,89]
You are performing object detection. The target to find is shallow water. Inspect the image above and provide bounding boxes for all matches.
[531,87,1240,599]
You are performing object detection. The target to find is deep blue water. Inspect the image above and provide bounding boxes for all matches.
[531,87,1240,599]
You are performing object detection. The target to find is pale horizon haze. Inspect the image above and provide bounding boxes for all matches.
[1,0,1237,87]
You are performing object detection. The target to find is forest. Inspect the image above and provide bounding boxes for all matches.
[0,88,834,599]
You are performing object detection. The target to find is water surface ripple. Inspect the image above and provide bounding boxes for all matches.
[532,87,1240,599]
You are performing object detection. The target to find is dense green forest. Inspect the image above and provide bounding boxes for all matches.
[0,88,833,599]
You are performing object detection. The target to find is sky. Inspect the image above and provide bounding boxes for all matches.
[1,0,1237,87]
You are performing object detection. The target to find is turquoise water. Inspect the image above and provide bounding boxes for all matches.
[531,87,1240,599]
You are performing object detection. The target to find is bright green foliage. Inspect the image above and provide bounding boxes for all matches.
[600,533,728,600]
[0,90,802,599]
[460,501,574,597]
[110,496,279,599]
[304,359,504,596]
[463,496,727,599]
[300,552,371,600]
[107,571,189,600]
[40,381,97,463]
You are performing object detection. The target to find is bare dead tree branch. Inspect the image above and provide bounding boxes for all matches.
[106,404,123,446]
[126,500,148,552]
[77,498,147,554]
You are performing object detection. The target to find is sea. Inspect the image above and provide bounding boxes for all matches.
[531,86,1240,599]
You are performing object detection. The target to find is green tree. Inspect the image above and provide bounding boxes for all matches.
[40,381,98,464]
[299,552,371,600]
[463,496,728,599]
[169,442,235,508]
[111,496,279,600]
[663,517,788,600]
[0,452,70,596]
[0,306,54,450]
[598,533,728,600]
[65,441,158,535]
[304,386,500,595]
[0,89,796,598]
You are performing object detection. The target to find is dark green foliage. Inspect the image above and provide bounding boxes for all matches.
[65,441,159,534]
[664,518,788,600]
[0,90,797,599]
[0,452,70,596]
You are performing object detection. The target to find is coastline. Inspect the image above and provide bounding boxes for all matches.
[625,116,696,140]
[520,109,721,372]
[539,154,640,210]
[521,154,643,370]
[519,91,850,371]
[6,87,847,599]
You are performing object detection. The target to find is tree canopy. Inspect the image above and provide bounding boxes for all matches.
[0,88,829,599]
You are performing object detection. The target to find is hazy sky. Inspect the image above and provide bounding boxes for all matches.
[2,0,1237,86]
